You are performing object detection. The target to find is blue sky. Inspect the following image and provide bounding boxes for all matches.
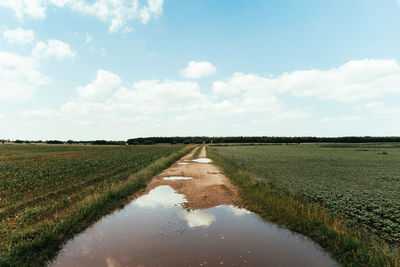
[1,0,400,140]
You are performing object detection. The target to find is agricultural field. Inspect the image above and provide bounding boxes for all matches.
[0,143,188,265]
[210,143,400,245]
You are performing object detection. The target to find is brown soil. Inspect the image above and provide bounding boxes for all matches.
[141,146,240,209]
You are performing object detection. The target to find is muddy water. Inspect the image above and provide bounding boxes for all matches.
[50,185,337,267]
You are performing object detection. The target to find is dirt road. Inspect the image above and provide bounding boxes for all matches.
[142,146,240,209]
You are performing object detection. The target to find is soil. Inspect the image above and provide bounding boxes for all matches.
[141,146,241,209]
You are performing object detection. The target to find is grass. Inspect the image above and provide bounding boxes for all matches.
[208,145,400,266]
[191,145,203,159]
[210,143,400,244]
[0,144,192,266]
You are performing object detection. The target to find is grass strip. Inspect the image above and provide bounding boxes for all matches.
[207,147,400,267]
[0,145,193,267]
[190,146,203,159]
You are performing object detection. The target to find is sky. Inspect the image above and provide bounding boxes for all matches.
[1,0,400,140]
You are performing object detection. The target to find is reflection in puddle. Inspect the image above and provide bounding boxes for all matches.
[177,162,190,165]
[163,176,193,181]
[191,158,212,163]
[134,185,186,208]
[50,186,337,267]
[183,210,216,228]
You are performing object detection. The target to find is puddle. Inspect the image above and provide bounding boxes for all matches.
[50,185,337,267]
[163,176,193,181]
[177,162,190,165]
[191,158,212,163]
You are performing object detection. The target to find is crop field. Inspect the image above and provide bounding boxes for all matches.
[210,143,400,245]
[0,143,187,265]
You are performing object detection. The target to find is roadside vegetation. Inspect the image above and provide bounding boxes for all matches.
[190,146,203,159]
[0,144,192,266]
[208,144,400,266]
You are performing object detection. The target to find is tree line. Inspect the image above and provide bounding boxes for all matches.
[4,136,400,145]
[127,136,400,145]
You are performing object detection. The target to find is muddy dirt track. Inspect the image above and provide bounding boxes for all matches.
[50,146,338,267]
[142,146,240,209]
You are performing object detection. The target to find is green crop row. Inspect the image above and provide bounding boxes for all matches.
[0,144,188,266]
[210,144,400,245]
[208,144,400,266]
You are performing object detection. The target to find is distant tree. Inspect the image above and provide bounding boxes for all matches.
[46,140,64,144]
[91,140,126,145]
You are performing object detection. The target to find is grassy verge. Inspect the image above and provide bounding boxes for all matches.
[191,146,203,159]
[207,147,400,267]
[0,145,193,266]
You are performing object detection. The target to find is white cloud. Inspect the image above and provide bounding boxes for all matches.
[0,0,46,20]
[21,68,310,139]
[32,40,77,60]
[213,59,400,102]
[139,0,163,24]
[85,33,93,44]
[213,72,274,97]
[76,69,122,100]
[0,0,163,33]
[180,61,217,79]
[321,116,365,123]
[0,51,49,101]
[18,59,400,139]
[114,80,206,113]
[48,0,70,7]
[357,102,400,118]
[3,28,35,45]
[67,0,164,33]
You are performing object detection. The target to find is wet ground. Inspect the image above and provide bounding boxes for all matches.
[50,147,337,267]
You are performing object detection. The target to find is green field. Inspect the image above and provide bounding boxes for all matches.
[209,144,400,266]
[0,144,189,266]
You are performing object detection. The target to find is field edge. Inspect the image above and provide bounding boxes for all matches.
[0,145,194,267]
[207,146,400,267]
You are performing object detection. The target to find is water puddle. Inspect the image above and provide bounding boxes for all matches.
[163,176,193,181]
[177,162,190,165]
[50,185,337,266]
[191,158,212,163]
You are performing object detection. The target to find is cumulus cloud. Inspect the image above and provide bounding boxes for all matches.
[21,68,310,139]
[76,69,122,100]
[0,51,49,101]
[3,28,35,45]
[18,58,400,139]
[114,80,206,113]
[32,40,76,60]
[213,72,274,97]
[0,0,164,33]
[0,0,46,20]
[213,59,400,102]
[180,61,217,79]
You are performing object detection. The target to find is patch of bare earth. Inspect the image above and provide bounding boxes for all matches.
[141,147,240,209]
